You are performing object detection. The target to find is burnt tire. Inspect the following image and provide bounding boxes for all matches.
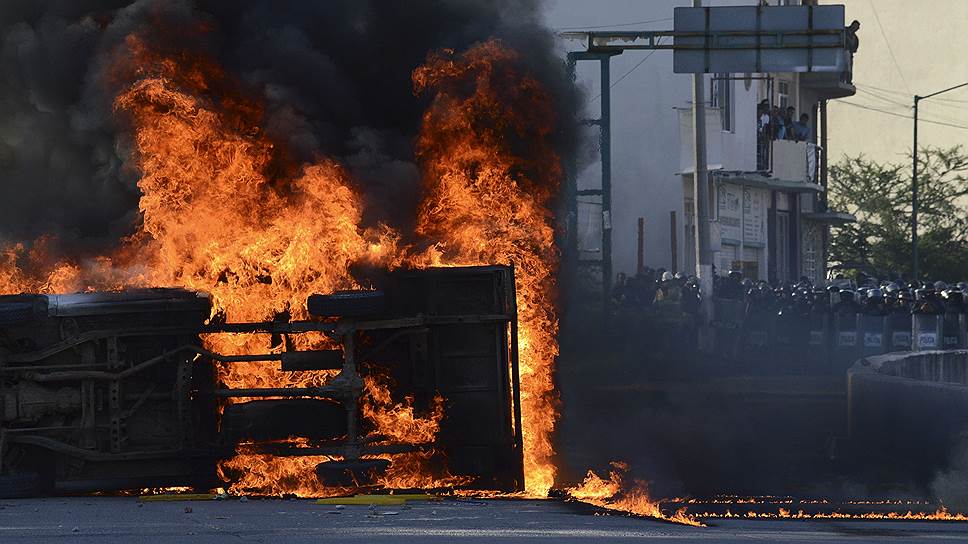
[315,459,390,487]
[0,472,40,499]
[307,291,385,317]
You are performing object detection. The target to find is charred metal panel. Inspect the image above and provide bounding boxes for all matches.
[0,289,217,493]
[384,266,524,491]
[220,399,346,443]
[0,268,525,495]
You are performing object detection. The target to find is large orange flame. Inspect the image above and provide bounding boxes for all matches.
[412,40,561,496]
[0,32,562,498]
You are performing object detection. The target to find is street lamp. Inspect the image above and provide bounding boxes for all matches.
[912,81,968,281]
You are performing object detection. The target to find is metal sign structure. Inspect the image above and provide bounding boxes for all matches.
[565,51,619,318]
[563,5,847,75]
[673,5,846,74]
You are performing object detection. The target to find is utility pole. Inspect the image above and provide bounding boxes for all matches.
[692,0,714,345]
[911,81,968,281]
[912,96,919,281]
[601,58,613,318]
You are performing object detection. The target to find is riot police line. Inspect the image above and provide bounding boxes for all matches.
[710,277,968,371]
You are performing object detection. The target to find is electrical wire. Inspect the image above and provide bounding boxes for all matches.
[836,100,968,131]
[844,100,968,129]
[867,0,912,96]
[854,86,968,126]
[854,87,909,109]
[588,37,666,104]
[856,82,968,104]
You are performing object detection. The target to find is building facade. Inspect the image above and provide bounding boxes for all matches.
[545,0,855,289]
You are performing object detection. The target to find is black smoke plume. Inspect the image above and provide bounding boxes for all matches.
[0,0,578,255]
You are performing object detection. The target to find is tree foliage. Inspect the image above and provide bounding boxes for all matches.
[827,146,968,281]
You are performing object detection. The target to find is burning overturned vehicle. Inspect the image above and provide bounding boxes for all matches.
[0,266,525,496]
[0,0,566,501]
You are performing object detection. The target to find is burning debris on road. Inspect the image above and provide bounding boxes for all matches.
[564,461,702,526]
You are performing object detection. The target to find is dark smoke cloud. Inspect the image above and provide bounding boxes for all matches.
[0,0,136,253]
[0,0,578,252]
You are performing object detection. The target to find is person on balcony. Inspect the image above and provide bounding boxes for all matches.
[757,100,771,170]
[792,113,813,142]
[782,106,797,140]
[771,106,787,140]
[757,100,770,132]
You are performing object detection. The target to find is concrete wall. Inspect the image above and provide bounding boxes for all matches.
[848,351,968,481]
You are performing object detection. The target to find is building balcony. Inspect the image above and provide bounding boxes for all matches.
[800,51,857,99]
[770,139,821,186]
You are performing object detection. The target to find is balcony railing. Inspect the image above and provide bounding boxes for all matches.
[771,140,820,184]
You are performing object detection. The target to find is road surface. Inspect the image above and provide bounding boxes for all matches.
[4,496,968,543]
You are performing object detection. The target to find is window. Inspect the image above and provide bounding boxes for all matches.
[778,80,790,109]
[711,73,732,132]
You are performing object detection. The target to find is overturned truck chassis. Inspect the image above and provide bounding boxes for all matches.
[0,266,524,495]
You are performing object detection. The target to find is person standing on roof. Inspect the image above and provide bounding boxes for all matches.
[846,20,860,53]
[844,20,860,83]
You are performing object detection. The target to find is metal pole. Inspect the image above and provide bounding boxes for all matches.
[601,56,613,317]
[820,99,829,281]
[693,0,714,341]
[670,211,678,273]
[565,55,579,264]
[820,100,828,211]
[637,217,645,275]
[562,54,579,332]
[910,82,967,281]
[912,96,919,281]
[692,79,714,327]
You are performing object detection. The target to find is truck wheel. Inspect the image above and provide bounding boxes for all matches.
[0,472,40,498]
[307,291,386,317]
[315,459,390,487]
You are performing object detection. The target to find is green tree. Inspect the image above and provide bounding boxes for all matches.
[827,145,968,281]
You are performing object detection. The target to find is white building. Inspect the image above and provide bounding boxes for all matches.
[545,0,855,290]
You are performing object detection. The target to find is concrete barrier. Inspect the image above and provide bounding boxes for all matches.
[847,350,968,482]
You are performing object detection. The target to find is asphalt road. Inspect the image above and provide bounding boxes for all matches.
[3,497,968,543]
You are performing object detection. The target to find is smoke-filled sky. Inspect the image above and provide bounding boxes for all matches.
[0,0,574,255]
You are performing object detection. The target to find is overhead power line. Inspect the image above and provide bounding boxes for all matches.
[854,85,968,129]
[836,100,968,131]
[856,82,968,104]
[854,87,909,109]
[867,0,912,96]
[588,37,666,104]
[855,88,968,122]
